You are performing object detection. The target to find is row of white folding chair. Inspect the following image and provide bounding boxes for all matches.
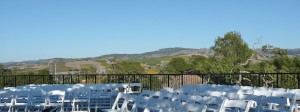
[0,90,45,112]
[117,91,255,112]
[194,84,241,93]
[226,91,298,112]
[169,85,297,112]
[108,92,206,112]
[111,89,278,112]
[140,90,225,112]
[0,89,64,112]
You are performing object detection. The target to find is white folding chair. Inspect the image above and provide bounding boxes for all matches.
[72,92,90,112]
[202,96,225,112]
[103,92,136,112]
[27,91,47,112]
[133,95,150,112]
[128,83,142,94]
[12,90,35,112]
[238,94,262,110]
[256,96,292,112]
[183,101,207,112]
[220,99,253,112]
[222,85,240,93]
[143,99,171,112]
[48,90,65,111]
[0,90,14,112]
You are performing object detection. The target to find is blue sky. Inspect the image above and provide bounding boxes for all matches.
[0,0,299,62]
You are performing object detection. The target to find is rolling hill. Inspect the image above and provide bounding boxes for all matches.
[2,47,300,74]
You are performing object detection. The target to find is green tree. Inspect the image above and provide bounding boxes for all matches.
[0,64,12,75]
[37,69,50,75]
[80,66,97,74]
[110,61,145,74]
[211,31,253,72]
[291,57,300,72]
[161,57,193,74]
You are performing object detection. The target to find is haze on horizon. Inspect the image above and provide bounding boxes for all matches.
[0,0,299,63]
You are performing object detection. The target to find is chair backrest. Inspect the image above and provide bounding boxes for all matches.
[253,90,274,97]
[237,86,254,95]
[160,91,174,100]
[269,88,287,93]
[203,91,225,97]
[129,83,142,94]
[140,90,154,98]
[161,87,174,93]
[222,85,240,93]
[287,89,300,94]
[254,86,269,91]
[224,93,240,100]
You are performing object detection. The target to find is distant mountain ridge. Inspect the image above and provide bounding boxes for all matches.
[2,47,300,67]
[97,47,214,60]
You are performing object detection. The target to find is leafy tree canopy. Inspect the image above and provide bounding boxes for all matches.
[110,61,145,74]
[161,57,193,74]
[211,31,253,67]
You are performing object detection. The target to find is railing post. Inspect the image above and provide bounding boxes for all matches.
[223,74,226,84]
[62,75,65,84]
[77,75,79,83]
[134,75,136,83]
[42,75,45,84]
[150,75,152,90]
[181,74,184,87]
[201,74,204,84]
[70,75,73,84]
[297,73,300,89]
[3,76,5,87]
[14,75,17,87]
[167,74,170,87]
[86,75,88,84]
[94,74,97,84]
[28,75,30,84]
[277,73,279,88]
[258,74,261,87]
[123,75,125,83]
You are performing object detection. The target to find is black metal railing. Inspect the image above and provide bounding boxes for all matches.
[0,73,300,90]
